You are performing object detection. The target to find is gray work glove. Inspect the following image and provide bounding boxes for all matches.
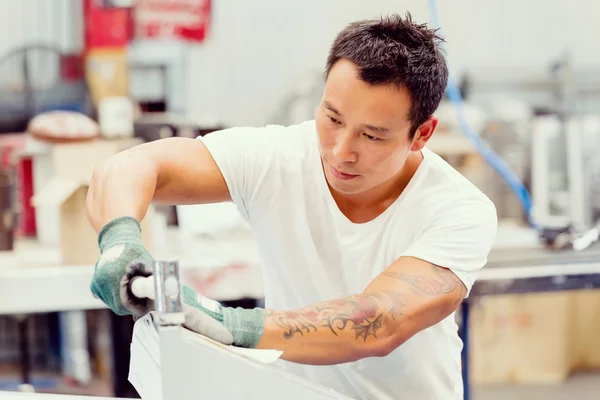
[182,285,265,348]
[90,216,154,316]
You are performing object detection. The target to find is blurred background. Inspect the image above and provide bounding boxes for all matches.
[0,0,599,399]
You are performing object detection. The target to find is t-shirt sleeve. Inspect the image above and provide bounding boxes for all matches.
[197,125,283,223]
[401,199,498,297]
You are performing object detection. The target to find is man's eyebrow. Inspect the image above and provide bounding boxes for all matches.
[324,100,391,134]
[323,101,342,116]
[363,124,390,134]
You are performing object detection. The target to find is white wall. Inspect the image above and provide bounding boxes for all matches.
[441,0,600,71]
[0,0,83,88]
[186,0,600,127]
[0,1,596,125]
[0,0,82,55]
[186,0,426,126]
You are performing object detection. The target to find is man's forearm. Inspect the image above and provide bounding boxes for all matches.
[255,290,407,365]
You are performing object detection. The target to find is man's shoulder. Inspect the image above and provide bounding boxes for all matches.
[420,148,494,207]
[400,150,498,254]
[204,119,314,138]
[404,148,497,228]
[200,120,317,159]
[265,120,317,143]
[266,119,317,132]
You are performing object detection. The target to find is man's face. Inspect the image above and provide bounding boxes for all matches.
[316,59,416,197]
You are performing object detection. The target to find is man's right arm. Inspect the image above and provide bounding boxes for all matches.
[86,137,231,233]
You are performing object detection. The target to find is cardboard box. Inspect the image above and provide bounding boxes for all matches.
[470,290,600,386]
[31,137,153,265]
[85,48,129,106]
[569,290,600,370]
[469,292,573,386]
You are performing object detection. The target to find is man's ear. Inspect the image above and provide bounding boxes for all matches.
[410,116,438,152]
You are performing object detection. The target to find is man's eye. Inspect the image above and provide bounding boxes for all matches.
[363,133,379,141]
[327,115,340,124]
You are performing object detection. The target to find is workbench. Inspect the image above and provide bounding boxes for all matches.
[0,228,263,314]
[461,239,600,400]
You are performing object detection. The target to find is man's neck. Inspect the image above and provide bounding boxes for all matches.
[330,151,423,223]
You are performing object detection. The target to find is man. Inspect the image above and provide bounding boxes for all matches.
[87,13,497,399]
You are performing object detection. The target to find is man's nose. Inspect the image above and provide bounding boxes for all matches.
[332,131,358,163]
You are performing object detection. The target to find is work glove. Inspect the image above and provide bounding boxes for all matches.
[90,216,154,316]
[182,285,265,348]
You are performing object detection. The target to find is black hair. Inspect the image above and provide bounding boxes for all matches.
[325,13,449,138]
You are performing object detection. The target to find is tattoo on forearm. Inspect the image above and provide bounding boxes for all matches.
[265,291,405,341]
[264,264,466,341]
[381,263,466,306]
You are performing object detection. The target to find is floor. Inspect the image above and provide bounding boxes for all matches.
[1,371,599,399]
[473,371,600,400]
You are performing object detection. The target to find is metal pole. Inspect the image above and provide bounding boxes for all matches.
[17,315,30,385]
[460,301,470,400]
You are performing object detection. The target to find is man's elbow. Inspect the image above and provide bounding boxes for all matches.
[374,332,412,358]
[371,315,418,358]
[86,159,111,232]
[371,300,461,358]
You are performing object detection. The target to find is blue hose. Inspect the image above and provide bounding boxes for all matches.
[426,0,539,230]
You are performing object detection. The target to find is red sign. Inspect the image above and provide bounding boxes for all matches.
[84,0,132,49]
[133,0,211,42]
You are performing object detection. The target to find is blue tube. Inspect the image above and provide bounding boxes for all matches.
[426,0,539,230]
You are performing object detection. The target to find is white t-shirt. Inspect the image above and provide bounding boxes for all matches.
[199,120,498,400]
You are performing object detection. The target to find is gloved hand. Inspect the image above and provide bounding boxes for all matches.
[182,285,264,348]
[90,216,154,316]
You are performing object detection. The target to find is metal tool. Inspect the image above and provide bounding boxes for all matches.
[130,260,185,326]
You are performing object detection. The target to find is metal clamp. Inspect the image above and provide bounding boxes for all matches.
[154,260,185,326]
[130,260,185,326]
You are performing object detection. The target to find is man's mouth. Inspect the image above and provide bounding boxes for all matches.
[330,165,359,180]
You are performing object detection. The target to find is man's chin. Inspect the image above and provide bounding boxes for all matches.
[325,177,363,195]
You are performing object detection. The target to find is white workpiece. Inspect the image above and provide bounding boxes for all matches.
[0,227,263,315]
[130,313,352,400]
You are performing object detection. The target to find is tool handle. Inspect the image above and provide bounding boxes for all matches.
[130,276,155,300]
[130,261,185,326]
[130,274,181,301]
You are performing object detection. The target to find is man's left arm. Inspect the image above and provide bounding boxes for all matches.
[180,199,497,363]
[255,256,466,365]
